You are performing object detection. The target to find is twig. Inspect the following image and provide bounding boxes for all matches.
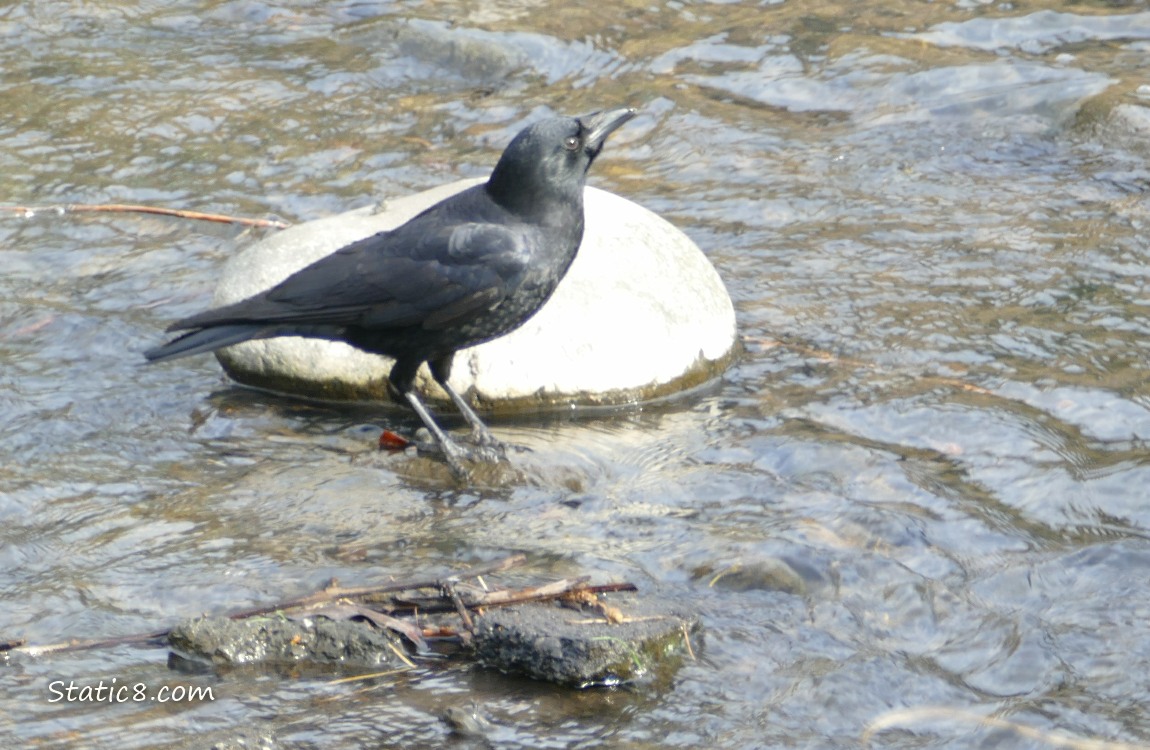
[473,577,590,607]
[222,554,527,621]
[302,602,430,654]
[350,607,429,653]
[2,555,527,658]
[0,203,291,229]
[575,582,639,596]
[325,667,413,687]
[565,615,670,625]
[468,578,636,608]
[8,630,170,657]
[681,623,697,660]
[442,580,475,633]
[392,580,639,615]
[3,557,636,660]
[386,641,416,669]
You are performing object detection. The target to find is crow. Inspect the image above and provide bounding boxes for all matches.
[146,106,637,477]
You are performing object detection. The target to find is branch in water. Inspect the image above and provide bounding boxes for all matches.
[0,203,291,229]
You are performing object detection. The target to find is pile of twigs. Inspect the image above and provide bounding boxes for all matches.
[1,554,636,658]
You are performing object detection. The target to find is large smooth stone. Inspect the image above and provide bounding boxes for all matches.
[213,178,737,411]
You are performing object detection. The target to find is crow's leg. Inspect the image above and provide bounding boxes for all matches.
[429,354,504,458]
[441,384,506,461]
[403,391,472,478]
[388,358,470,478]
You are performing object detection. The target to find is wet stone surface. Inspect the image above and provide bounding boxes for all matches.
[472,599,699,687]
[168,615,408,669]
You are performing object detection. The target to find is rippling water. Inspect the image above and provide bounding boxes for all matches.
[3,1,1150,747]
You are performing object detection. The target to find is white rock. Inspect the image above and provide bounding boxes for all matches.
[213,179,737,410]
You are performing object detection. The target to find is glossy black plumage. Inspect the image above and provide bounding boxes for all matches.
[146,106,636,476]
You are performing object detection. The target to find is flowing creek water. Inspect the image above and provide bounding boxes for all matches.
[3,1,1150,747]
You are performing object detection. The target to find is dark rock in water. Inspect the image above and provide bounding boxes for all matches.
[442,703,497,740]
[472,598,700,687]
[168,615,407,669]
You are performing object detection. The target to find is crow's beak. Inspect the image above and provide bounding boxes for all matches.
[580,107,637,150]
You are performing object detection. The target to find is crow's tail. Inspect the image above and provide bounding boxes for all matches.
[144,324,269,363]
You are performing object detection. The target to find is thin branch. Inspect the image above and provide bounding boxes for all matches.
[442,580,475,633]
[7,630,170,657]
[0,203,291,229]
[2,555,527,657]
[390,580,640,616]
[221,554,527,621]
[2,556,637,659]
[472,577,590,607]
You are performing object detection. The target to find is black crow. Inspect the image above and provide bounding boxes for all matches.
[146,106,636,477]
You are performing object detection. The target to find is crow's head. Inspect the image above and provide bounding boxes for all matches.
[487,107,636,222]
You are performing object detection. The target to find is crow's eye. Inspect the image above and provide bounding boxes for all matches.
[563,135,580,151]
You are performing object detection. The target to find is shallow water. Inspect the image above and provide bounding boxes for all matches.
[3,1,1150,747]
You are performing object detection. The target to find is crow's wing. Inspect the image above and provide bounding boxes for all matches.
[168,220,535,332]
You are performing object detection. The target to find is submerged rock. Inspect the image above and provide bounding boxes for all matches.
[1108,102,1150,137]
[442,704,497,739]
[168,615,407,669]
[702,557,809,596]
[472,598,700,687]
[211,180,737,410]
